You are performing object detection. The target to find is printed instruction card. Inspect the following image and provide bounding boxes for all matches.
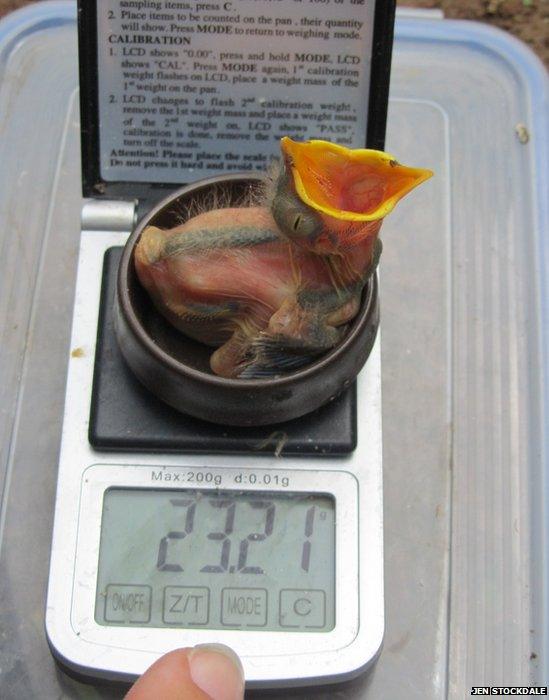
[97,0,376,182]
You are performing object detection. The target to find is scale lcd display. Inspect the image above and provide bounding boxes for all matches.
[95,489,335,632]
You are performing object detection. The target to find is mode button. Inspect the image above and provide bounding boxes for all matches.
[221,588,267,627]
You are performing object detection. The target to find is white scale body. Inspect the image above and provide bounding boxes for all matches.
[45,204,384,689]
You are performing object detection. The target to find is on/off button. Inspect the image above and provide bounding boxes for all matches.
[104,584,152,624]
[279,589,326,629]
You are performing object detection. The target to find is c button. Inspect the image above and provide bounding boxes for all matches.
[279,589,325,629]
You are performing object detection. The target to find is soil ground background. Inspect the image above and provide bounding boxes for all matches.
[0,0,546,66]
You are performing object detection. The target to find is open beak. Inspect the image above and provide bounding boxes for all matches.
[281,137,433,222]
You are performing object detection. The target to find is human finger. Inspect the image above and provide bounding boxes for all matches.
[125,644,244,700]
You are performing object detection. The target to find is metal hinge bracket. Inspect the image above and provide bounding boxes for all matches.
[81,199,137,233]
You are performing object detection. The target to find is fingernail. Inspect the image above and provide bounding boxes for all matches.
[188,644,244,700]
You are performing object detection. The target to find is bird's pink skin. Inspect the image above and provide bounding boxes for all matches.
[135,206,378,377]
[135,139,432,377]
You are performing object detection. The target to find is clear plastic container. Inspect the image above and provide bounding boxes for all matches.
[0,2,547,697]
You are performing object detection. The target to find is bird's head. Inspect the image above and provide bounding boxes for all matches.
[271,137,433,255]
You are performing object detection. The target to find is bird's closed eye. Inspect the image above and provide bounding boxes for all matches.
[293,215,302,231]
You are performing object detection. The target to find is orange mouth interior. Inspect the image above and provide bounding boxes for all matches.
[281,137,433,222]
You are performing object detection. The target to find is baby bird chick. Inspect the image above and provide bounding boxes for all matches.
[135,138,432,378]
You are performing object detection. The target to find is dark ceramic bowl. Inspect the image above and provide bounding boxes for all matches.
[114,174,379,427]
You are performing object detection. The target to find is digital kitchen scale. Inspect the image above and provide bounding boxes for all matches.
[45,0,395,689]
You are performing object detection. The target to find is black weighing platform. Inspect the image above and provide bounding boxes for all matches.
[89,248,357,456]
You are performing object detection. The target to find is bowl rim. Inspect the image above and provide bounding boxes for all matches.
[117,173,378,390]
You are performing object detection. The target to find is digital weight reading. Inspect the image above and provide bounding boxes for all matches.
[95,489,335,632]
